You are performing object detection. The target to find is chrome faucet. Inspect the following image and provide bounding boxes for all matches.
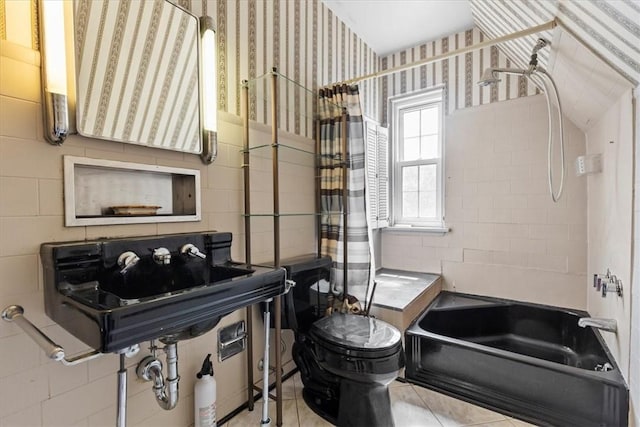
[118,251,140,274]
[180,243,206,259]
[152,247,172,265]
[578,317,617,333]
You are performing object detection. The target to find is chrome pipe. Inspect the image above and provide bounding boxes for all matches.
[489,67,528,76]
[60,349,103,366]
[164,343,179,410]
[117,353,127,427]
[478,67,528,86]
[137,342,180,410]
[274,295,282,426]
[261,299,272,426]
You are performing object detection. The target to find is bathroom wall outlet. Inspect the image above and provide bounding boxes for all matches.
[575,154,602,176]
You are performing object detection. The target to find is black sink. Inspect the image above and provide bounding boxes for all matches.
[97,262,254,301]
[41,232,286,352]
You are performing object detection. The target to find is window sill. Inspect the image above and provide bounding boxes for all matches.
[383,225,450,235]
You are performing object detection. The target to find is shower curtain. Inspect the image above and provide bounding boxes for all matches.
[318,85,371,302]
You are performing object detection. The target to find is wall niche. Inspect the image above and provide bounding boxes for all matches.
[64,156,201,226]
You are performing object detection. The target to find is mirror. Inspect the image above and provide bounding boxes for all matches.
[72,0,202,154]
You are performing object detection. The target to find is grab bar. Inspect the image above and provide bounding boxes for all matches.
[2,305,103,366]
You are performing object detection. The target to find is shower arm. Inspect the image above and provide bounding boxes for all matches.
[477,37,564,203]
[489,67,528,77]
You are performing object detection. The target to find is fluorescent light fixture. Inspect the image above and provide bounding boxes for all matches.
[199,16,217,164]
[39,0,69,145]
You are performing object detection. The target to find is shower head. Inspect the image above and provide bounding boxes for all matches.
[477,68,501,86]
[532,38,550,55]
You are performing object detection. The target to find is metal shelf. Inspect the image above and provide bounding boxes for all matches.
[241,68,349,427]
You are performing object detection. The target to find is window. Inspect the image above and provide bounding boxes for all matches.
[390,88,445,228]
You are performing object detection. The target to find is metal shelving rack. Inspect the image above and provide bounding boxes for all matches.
[241,69,284,427]
[241,68,348,426]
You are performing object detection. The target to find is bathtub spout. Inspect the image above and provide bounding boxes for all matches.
[578,317,617,333]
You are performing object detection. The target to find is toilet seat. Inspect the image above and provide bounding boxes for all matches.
[310,313,403,359]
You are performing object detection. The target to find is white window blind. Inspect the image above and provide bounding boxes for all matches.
[365,118,389,229]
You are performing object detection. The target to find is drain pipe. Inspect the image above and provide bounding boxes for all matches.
[137,341,180,410]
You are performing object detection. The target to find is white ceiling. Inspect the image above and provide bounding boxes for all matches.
[322,0,475,56]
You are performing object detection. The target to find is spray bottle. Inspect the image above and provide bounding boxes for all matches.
[195,354,217,427]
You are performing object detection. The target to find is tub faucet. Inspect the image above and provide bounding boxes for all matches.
[578,317,617,333]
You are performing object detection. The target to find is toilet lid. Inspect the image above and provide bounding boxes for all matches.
[310,313,402,357]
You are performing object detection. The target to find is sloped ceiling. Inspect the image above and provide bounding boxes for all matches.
[322,0,474,56]
[470,0,639,131]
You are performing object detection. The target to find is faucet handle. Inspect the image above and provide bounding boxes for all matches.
[180,244,206,259]
[602,276,623,298]
[594,269,613,292]
[152,247,172,265]
[118,251,140,274]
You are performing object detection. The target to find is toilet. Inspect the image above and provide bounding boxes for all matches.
[277,255,404,426]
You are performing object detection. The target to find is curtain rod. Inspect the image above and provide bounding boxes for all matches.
[338,20,557,86]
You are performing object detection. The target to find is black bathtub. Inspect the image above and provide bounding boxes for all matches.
[405,292,629,427]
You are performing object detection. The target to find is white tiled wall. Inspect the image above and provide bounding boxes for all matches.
[586,90,634,382]
[382,94,589,309]
[0,40,313,426]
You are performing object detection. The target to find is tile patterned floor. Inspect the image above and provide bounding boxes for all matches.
[224,374,538,427]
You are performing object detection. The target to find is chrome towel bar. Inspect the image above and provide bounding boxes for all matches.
[2,305,103,365]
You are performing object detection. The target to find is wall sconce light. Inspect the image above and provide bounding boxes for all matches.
[199,16,217,164]
[39,0,69,145]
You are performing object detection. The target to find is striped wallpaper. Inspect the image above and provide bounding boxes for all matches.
[1,0,379,141]
[380,27,538,123]
[5,0,635,139]
[182,0,379,136]
[469,0,640,86]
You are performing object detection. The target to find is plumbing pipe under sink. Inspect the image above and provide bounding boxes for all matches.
[137,341,180,411]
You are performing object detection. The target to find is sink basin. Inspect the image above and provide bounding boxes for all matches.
[97,262,255,302]
[41,232,286,352]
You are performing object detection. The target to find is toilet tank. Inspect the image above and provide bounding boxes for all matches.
[265,255,332,331]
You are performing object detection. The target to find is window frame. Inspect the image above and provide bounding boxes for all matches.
[389,87,446,229]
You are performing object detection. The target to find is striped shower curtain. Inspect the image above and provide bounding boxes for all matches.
[318,85,371,301]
